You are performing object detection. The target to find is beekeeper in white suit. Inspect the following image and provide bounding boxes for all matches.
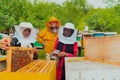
[12,22,38,60]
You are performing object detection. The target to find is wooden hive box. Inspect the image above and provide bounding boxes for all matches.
[84,35,120,65]
[0,60,56,80]
[7,47,33,72]
[0,47,56,80]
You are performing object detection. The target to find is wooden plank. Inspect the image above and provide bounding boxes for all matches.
[25,60,42,73]
[7,47,33,72]
[38,60,51,73]
[44,61,55,73]
[84,37,105,61]
[84,36,120,64]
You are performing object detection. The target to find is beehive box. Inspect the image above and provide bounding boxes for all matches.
[0,47,56,80]
[0,60,56,80]
[84,36,120,65]
[93,32,105,37]
[7,47,33,72]
[82,33,93,38]
[65,57,120,80]
[105,32,117,36]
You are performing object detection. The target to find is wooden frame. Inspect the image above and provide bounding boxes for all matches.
[84,36,120,65]
[7,47,33,72]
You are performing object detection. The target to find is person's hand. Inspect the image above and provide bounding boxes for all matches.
[0,37,11,50]
[58,52,68,57]
[1,37,11,46]
[32,48,38,53]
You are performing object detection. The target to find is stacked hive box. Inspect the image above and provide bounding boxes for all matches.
[0,47,56,80]
[65,35,120,80]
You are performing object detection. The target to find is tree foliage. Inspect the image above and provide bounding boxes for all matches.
[0,0,120,33]
[85,4,120,33]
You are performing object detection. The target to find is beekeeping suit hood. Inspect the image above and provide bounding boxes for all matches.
[14,22,37,47]
[58,22,77,44]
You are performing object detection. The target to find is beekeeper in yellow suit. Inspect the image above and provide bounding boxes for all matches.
[37,17,61,60]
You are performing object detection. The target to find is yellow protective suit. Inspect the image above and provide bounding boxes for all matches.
[37,17,61,53]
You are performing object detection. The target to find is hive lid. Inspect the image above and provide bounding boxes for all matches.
[84,36,120,64]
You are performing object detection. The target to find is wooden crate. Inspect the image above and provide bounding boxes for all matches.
[84,36,120,65]
[65,57,120,80]
[7,47,33,72]
[0,60,56,80]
